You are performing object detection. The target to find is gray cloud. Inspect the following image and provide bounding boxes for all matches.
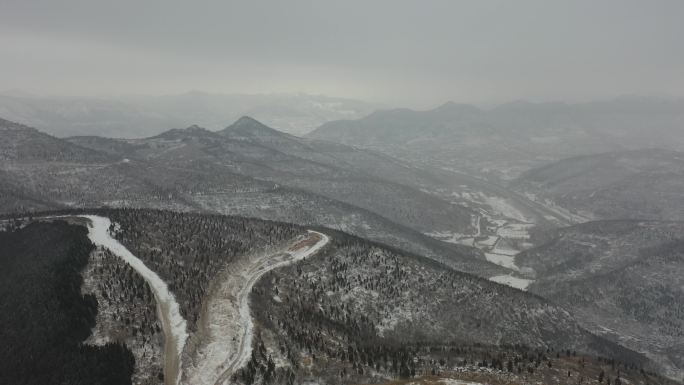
[1,0,682,107]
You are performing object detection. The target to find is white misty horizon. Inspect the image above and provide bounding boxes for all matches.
[2,88,683,111]
[2,1,683,107]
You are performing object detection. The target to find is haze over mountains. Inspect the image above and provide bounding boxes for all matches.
[514,149,684,221]
[0,91,377,138]
[310,96,684,180]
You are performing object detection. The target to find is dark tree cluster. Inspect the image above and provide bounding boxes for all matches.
[234,334,297,385]
[93,249,162,340]
[615,281,684,337]
[0,221,135,385]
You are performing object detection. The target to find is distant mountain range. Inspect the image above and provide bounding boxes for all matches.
[0,91,377,138]
[308,97,684,180]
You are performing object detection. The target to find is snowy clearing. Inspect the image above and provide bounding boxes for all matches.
[484,253,519,271]
[496,222,533,239]
[483,195,530,223]
[183,230,330,385]
[439,379,483,385]
[80,215,189,385]
[406,379,484,385]
[522,193,594,224]
[489,274,534,290]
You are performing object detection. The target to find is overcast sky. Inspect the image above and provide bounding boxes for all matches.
[1,0,682,107]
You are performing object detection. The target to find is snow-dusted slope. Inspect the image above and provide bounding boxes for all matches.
[182,230,329,385]
[80,215,189,385]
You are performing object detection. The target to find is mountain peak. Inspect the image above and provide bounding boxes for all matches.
[185,124,208,132]
[437,100,459,109]
[234,115,265,126]
[221,116,284,138]
[154,124,216,140]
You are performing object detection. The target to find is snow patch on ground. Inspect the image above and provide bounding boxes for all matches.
[489,274,534,290]
[523,193,594,224]
[426,189,539,289]
[482,195,530,223]
[424,231,475,246]
[477,235,499,247]
[484,253,519,271]
[439,379,484,385]
[405,378,483,385]
[496,222,533,239]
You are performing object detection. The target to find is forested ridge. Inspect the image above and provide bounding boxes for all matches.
[240,230,662,385]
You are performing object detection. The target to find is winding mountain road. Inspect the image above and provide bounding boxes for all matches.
[214,231,328,385]
[80,215,189,385]
[180,230,330,385]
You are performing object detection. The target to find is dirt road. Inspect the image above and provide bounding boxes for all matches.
[180,230,329,385]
